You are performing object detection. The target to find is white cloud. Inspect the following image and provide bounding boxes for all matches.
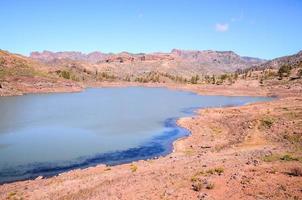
[231,11,244,22]
[138,13,143,18]
[215,23,229,32]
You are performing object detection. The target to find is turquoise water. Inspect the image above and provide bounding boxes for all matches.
[0,87,272,183]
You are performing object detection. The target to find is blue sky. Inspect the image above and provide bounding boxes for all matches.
[0,0,301,59]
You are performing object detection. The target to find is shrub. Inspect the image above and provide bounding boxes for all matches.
[214,167,224,175]
[190,74,199,84]
[206,169,215,175]
[206,182,215,190]
[191,175,199,182]
[278,65,291,79]
[280,154,298,161]
[60,70,71,79]
[130,164,137,172]
[263,154,279,162]
[263,153,300,162]
[192,181,203,191]
[260,117,274,129]
[220,74,228,81]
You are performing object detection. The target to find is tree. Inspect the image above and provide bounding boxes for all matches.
[278,65,291,79]
[211,75,216,84]
[190,74,199,84]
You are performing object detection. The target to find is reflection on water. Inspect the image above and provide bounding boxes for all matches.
[0,87,272,183]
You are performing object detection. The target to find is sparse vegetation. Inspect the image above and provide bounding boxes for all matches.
[263,153,301,162]
[130,164,137,172]
[7,191,17,199]
[205,169,215,175]
[205,182,215,190]
[192,167,224,177]
[283,134,302,150]
[278,65,291,79]
[214,167,224,175]
[209,125,222,135]
[190,74,199,84]
[280,154,299,161]
[191,180,203,191]
[59,70,71,79]
[104,167,111,171]
[260,116,275,129]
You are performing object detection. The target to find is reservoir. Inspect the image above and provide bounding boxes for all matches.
[0,87,272,183]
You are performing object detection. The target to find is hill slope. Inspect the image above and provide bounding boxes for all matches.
[0,50,81,96]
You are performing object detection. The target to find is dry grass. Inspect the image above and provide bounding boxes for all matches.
[130,164,138,172]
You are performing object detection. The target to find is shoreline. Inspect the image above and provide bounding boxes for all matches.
[0,83,301,199]
[1,81,274,97]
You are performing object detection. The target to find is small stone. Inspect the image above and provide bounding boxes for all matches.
[200,145,211,149]
[197,192,208,200]
[35,176,43,180]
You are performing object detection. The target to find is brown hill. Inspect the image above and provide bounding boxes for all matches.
[257,50,302,70]
[0,50,81,96]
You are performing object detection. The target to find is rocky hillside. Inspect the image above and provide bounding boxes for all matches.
[30,49,266,76]
[258,51,302,70]
[0,50,81,96]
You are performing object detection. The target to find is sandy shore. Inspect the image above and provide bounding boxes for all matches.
[0,80,284,97]
[0,83,301,200]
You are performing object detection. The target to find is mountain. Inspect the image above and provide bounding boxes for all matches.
[30,51,108,63]
[30,49,266,75]
[256,50,302,70]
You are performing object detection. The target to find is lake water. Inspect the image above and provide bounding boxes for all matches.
[0,87,272,183]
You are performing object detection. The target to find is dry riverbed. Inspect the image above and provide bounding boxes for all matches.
[0,84,301,200]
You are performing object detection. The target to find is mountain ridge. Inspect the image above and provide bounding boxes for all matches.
[29,49,266,75]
